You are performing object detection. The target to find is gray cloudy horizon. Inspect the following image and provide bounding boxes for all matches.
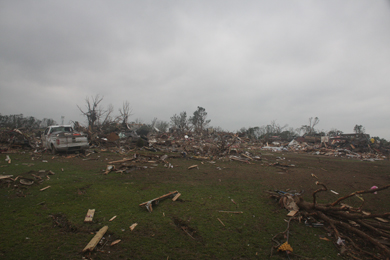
[1,1,389,139]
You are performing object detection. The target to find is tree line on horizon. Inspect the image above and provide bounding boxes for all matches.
[0,95,387,145]
[0,113,57,129]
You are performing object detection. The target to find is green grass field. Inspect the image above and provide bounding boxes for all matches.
[2,150,388,259]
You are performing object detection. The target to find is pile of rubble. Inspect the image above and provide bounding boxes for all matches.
[262,134,388,161]
[0,129,36,151]
[0,126,388,162]
[0,169,56,196]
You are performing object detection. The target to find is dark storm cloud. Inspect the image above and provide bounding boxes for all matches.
[0,0,389,138]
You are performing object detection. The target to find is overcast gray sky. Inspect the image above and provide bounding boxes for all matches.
[1,0,389,138]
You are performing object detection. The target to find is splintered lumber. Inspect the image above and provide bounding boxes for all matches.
[172,193,181,201]
[108,157,136,164]
[287,210,298,217]
[188,165,198,170]
[109,215,117,222]
[40,186,51,191]
[82,226,108,252]
[20,178,34,185]
[218,211,243,214]
[130,223,138,231]
[230,157,251,164]
[31,174,42,180]
[182,226,195,239]
[241,153,254,160]
[192,156,210,160]
[104,165,115,174]
[146,202,153,213]
[139,191,178,206]
[217,218,225,226]
[110,239,121,246]
[139,191,179,212]
[84,209,95,222]
[0,175,13,180]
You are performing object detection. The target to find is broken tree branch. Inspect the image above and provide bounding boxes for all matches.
[330,184,390,207]
[313,181,327,206]
[269,183,390,259]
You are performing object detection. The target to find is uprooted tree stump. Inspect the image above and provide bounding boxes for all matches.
[268,183,390,259]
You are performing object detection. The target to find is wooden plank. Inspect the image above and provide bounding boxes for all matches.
[139,191,178,206]
[104,165,115,175]
[188,165,198,170]
[241,153,254,160]
[82,226,108,252]
[84,209,95,222]
[172,193,181,201]
[230,157,251,164]
[218,211,243,214]
[108,157,136,164]
[287,210,298,217]
[0,175,13,180]
[217,218,225,226]
[146,202,153,213]
[110,239,121,246]
[109,215,117,222]
[130,223,138,231]
[40,186,51,191]
[32,174,42,180]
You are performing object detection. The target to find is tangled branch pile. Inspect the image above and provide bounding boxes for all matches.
[269,183,390,259]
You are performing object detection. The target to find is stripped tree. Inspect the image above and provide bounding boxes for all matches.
[77,95,109,131]
[118,101,132,127]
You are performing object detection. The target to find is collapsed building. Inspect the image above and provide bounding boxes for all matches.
[0,123,388,162]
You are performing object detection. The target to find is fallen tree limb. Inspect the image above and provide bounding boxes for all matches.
[312,181,327,206]
[269,183,390,259]
[330,184,390,207]
[316,211,390,257]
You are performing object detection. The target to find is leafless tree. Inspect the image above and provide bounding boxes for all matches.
[119,101,132,126]
[100,104,114,126]
[77,95,112,131]
[300,117,320,135]
[269,120,288,134]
